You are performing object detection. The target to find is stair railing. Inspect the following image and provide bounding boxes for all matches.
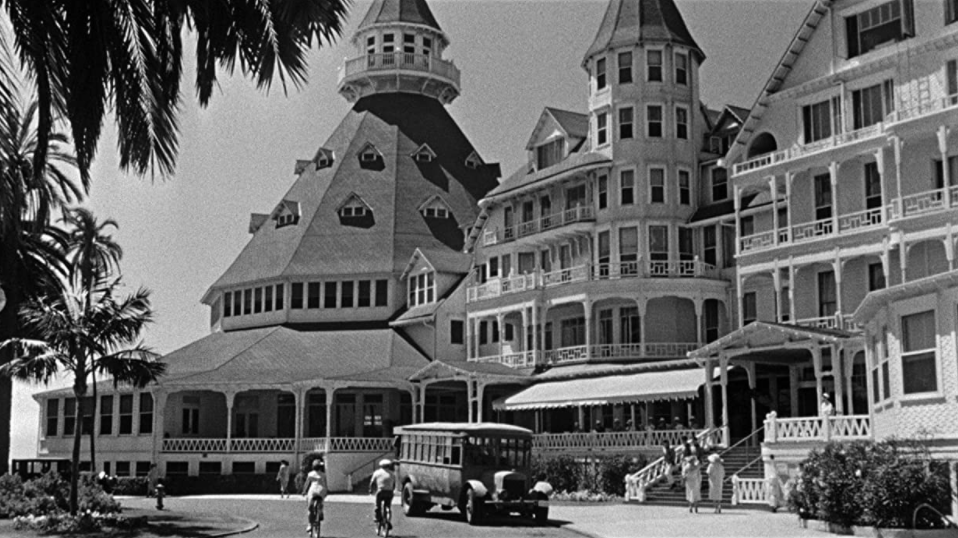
[720,426,765,469]
[345,449,395,492]
[722,426,767,506]
[624,427,720,502]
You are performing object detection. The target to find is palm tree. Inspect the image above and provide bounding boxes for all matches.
[62,207,124,473]
[3,0,351,184]
[0,279,164,514]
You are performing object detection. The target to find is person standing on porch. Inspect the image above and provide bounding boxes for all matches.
[277,460,291,498]
[706,452,726,513]
[820,393,835,417]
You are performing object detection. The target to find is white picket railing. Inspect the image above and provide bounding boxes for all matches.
[471,350,539,368]
[624,428,725,502]
[541,265,590,287]
[888,92,958,123]
[732,124,884,177]
[890,186,958,220]
[794,314,860,332]
[764,412,871,443]
[792,218,834,243]
[162,438,228,453]
[161,436,394,454]
[731,476,767,505]
[740,231,776,253]
[543,345,589,365]
[230,438,297,452]
[327,437,395,453]
[534,429,702,454]
[838,207,884,233]
[340,52,460,85]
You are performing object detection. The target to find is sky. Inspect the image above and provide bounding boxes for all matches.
[9,0,813,459]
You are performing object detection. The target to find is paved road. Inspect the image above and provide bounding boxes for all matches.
[121,495,579,538]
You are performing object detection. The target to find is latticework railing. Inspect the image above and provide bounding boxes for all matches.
[764,412,871,443]
[731,476,767,505]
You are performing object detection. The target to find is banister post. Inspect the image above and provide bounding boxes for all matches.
[765,411,777,443]
[824,415,832,442]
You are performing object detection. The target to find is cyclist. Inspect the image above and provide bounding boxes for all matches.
[302,459,328,534]
[369,459,396,531]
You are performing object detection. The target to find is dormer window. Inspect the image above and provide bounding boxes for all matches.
[536,138,564,170]
[408,270,435,307]
[271,200,301,229]
[315,148,335,170]
[845,0,914,58]
[339,195,371,218]
[465,151,483,169]
[412,144,436,163]
[420,196,452,219]
[359,143,382,163]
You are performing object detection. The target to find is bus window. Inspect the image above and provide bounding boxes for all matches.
[450,439,462,466]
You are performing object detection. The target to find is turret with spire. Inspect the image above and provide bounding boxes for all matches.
[338,0,460,104]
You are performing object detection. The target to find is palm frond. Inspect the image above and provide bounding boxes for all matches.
[96,347,164,389]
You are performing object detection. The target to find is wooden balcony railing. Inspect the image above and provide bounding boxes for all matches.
[739,208,885,255]
[763,412,871,443]
[732,123,884,176]
[534,429,704,454]
[161,436,393,454]
[889,185,958,220]
[481,206,595,247]
[887,92,958,124]
[794,313,860,332]
[339,52,460,86]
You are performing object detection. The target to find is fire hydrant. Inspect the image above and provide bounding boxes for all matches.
[155,483,165,510]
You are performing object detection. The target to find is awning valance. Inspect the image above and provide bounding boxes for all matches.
[493,367,706,411]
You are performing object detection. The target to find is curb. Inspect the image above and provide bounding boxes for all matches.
[206,516,259,538]
[560,523,605,538]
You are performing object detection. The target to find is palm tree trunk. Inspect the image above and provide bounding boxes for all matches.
[70,384,83,515]
[0,233,23,475]
[89,373,97,474]
[84,270,96,474]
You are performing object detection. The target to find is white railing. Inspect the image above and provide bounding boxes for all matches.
[543,345,589,364]
[471,350,539,368]
[792,217,834,243]
[644,342,701,357]
[534,429,703,454]
[731,476,767,505]
[541,265,590,287]
[162,438,228,453]
[794,313,860,332]
[731,124,884,177]
[890,186,958,220]
[230,438,296,452]
[501,273,537,294]
[764,412,872,443]
[888,92,958,123]
[838,206,884,233]
[327,437,395,453]
[466,279,501,302]
[646,259,720,279]
[340,53,460,86]
[624,428,725,502]
[740,231,776,253]
[300,438,329,453]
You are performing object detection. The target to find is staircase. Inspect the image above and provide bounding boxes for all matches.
[639,433,765,508]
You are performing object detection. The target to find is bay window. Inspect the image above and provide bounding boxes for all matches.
[901,310,937,394]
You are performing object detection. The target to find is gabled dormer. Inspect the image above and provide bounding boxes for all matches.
[418,196,453,219]
[314,147,335,170]
[358,143,383,163]
[411,144,437,163]
[705,105,749,157]
[338,193,372,218]
[465,151,484,169]
[526,107,589,172]
[271,200,301,229]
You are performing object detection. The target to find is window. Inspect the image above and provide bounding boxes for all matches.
[242,289,252,315]
[324,282,337,308]
[339,198,368,217]
[852,80,894,129]
[119,394,133,434]
[948,0,958,24]
[647,50,662,82]
[649,225,669,265]
[679,227,694,261]
[233,291,242,317]
[703,226,717,266]
[275,284,284,310]
[901,310,937,394]
[934,156,958,189]
[598,309,613,345]
[166,462,189,476]
[403,33,415,54]
[308,282,321,309]
[423,37,432,56]
[675,107,688,139]
[80,398,93,435]
[421,198,451,219]
[560,317,585,347]
[409,272,435,307]
[649,167,665,203]
[479,321,488,345]
[619,227,639,273]
[383,33,395,54]
[818,271,837,318]
[647,105,663,137]
[264,286,273,312]
[882,332,891,400]
[412,144,436,163]
[814,173,833,221]
[620,170,635,205]
[536,138,564,170]
[868,263,886,291]
[139,393,153,435]
[136,461,151,477]
[597,112,608,146]
[182,404,199,435]
[595,175,607,210]
[450,320,464,345]
[620,307,640,344]
[358,280,371,307]
[595,57,607,90]
[253,287,262,314]
[46,399,58,437]
[740,215,754,237]
[276,393,295,438]
[597,230,611,276]
[846,0,913,58]
[618,51,632,84]
[803,97,842,144]
[488,257,499,279]
[611,108,633,143]
[291,282,304,309]
[199,461,222,476]
[675,52,688,85]
[863,162,883,210]
[64,398,76,436]
[100,395,113,435]
[492,320,500,343]
[375,280,388,307]
[780,285,791,322]
[678,170,691,205]
[743,292,757,325]
[711,167,728,202]
[223,292,232,317]
[341,281,354,308]
[705,301,720,342]
[566,184,587,209]
[116,461,131,476]
[948,60,958,103]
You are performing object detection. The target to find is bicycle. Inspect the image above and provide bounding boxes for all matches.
[376,502,392,537]
[308,497,323,538]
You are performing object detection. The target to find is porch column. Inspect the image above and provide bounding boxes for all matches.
[939,126,951,208]
[465,316,473,359]
[577,406,585,431]
[151,389,168,463]
[844,346,856,414]
[324,387,335,438]
[833,345,845,415]
[531,303,539,360]
[900,231,908,283]
[785,172,794,240]
[636,298,648,349]
[789,366,800,418]
[736,272,745,328]
[694,298,704,345]
[882,237,891,286]
[466,379,475,423]
[772,266,783,323]
[770,176,779,245]
[720,354,730,431]
[473,317,481,359]
[875,148,888,224]
[497,312,505,358]
[583,299,593,361]
[733,185,742,256]
[224,389,237,453]
[812,346,824,414]
[407,387,419,423]
[833,256,844,327]
[293,386,304,459]
[704,358,715,428]
[521,308,529,354]
[829,161,839,234]
[418,382,428,424]
[476,383,486,422]
[746,363,757,434]
[540,305,550,361]
[788,260,797,322]
[893,136,903,218]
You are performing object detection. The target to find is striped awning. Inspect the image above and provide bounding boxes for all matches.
[493,367,706,411]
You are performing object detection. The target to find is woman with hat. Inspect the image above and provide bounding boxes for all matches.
[706,452,726,513]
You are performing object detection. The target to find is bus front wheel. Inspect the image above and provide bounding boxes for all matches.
[463,489,483,526]
[402,482,424,517]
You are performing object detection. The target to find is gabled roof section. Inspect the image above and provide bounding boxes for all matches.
[400,246,471,280]
[854,270,958,324]
[484,152,612,202]
[270,200,300,220]
[726,0,833,164]
[465,151,484,169]
[314,147,335,169]
[583,0,705,65]
[525,107,589,150]
[358,0,442,33]
[688,321,854,359]
[411,143,437,162]
[358,142,383,161]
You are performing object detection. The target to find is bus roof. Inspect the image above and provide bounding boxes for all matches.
[394,422,533,438]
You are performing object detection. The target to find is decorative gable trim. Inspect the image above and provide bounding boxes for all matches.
[411,143,437,163]
[465,151,484,169]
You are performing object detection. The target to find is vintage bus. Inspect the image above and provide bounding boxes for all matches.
[394,422,551,526]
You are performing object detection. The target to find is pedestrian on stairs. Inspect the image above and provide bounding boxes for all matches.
[682,452,702,513]
[706,452,725,514]
[662,441,677,489]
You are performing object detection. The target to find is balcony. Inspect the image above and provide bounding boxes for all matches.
[794,313,861,333]
[466,259,722,303]
[886,92,958,125]
[161,436,394,454]
[533,429,705,456]
[763,412,871,443]
[472,350,539,369]
[739,207,886,255]
[731,123,885,177]
[889,185,958,220]
[338,52,460,90]
[482,205,595,247]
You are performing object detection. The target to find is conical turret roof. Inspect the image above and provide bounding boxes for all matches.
[583,0,704,64]
[358,0,442,32]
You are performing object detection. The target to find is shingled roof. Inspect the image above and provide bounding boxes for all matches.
[203,93,499,301]
[358,0,442,32]
[583,0,704,65]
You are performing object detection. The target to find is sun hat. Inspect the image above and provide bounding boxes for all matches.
[379,459,393,468]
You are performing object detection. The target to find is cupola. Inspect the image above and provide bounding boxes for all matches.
[337,0,460,104]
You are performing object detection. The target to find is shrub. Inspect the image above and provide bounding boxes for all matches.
[113,477,149,496]
[532,455,578,493]
[532,454,647,496]
[78,476,121,514]
[0,474,25,518]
